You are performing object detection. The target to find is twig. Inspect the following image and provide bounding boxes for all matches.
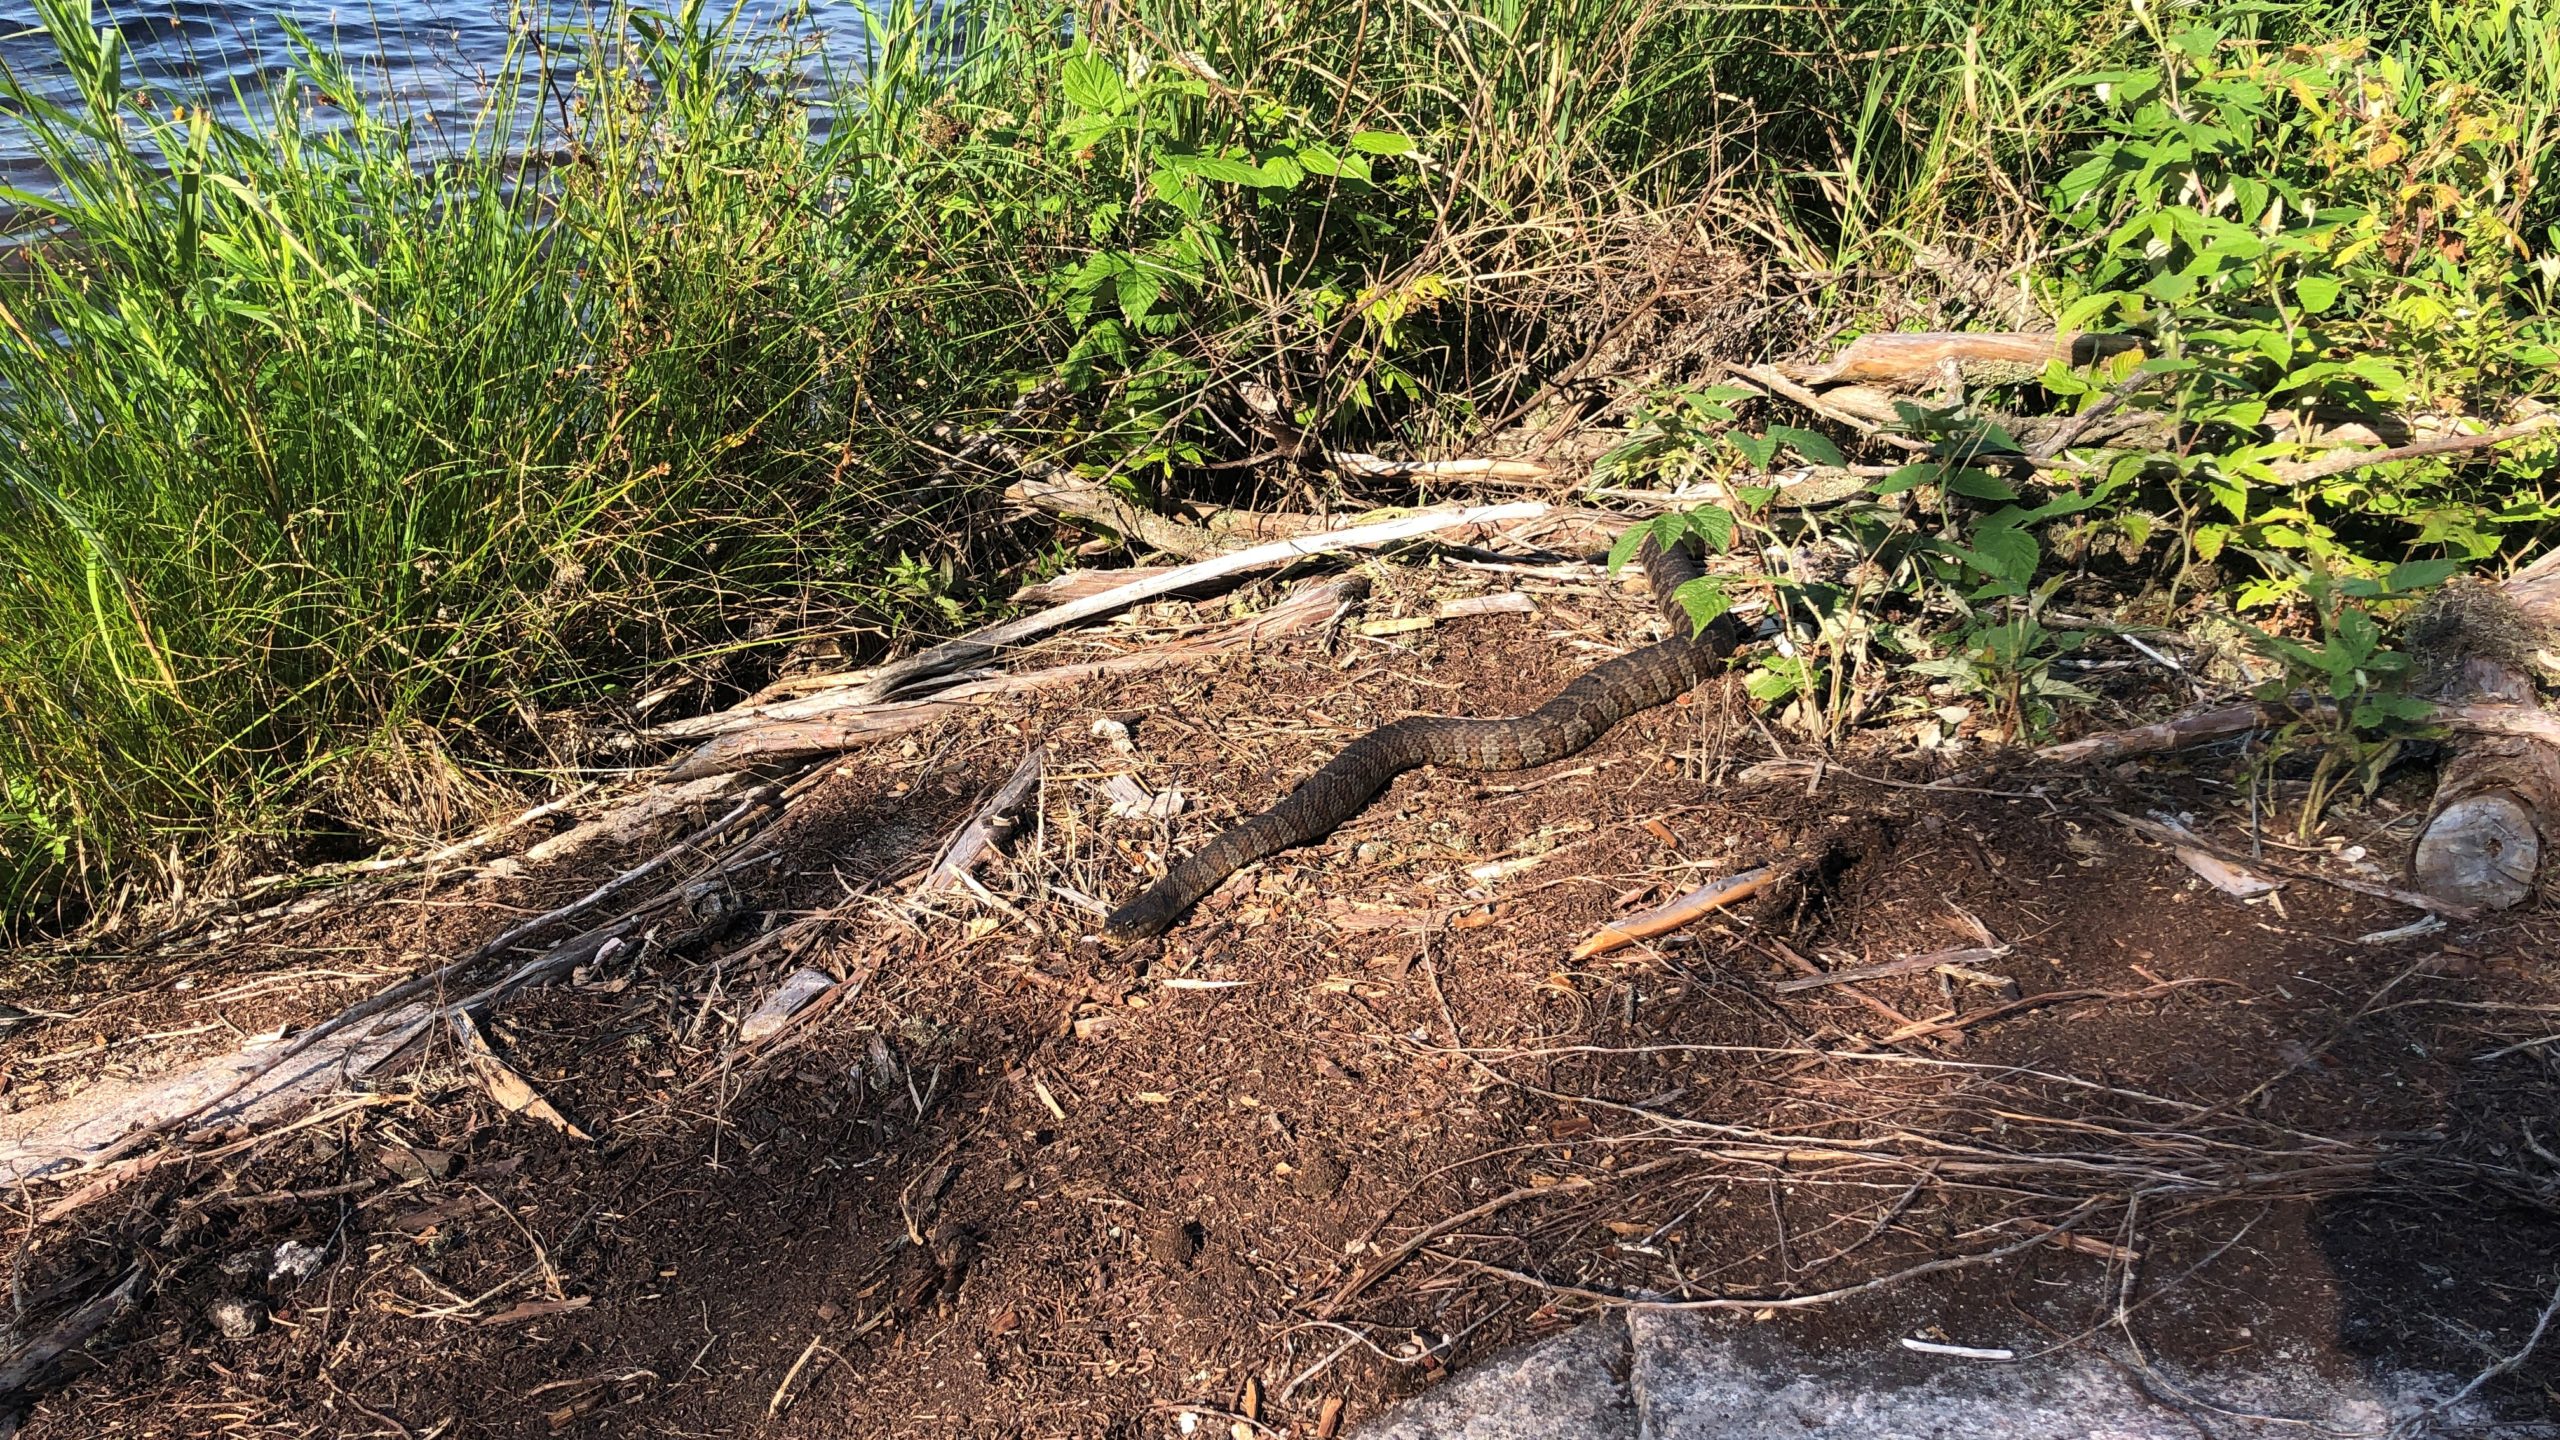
[1771,946,2010,994]
[1877,978,2236,1044]
[2395,1267,2560,1436]
[1319,1156,1689,1315]
[2028,367,2160,460]
[1569,866,1781,959]
[767,1331,827,1416]
[2272,413,2556,485]
[1423,1196,2108,1312]
[2094,807,2478,919]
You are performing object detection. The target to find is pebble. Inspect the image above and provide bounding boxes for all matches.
[208,1296,266,1340]
[269,1240,327,1285]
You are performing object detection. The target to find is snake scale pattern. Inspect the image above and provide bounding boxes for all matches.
[1103,535,1738,940]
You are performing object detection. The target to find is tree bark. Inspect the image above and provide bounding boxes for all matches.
[2413,547,2560,908]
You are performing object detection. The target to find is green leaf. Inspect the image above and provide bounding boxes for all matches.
[1765,424,1844,466]
[1943,469,2018,501]
[1679,507,1737,551]
[1969,524,2039,585]
[1745,656,1809,703]
[2293,274,2343,314]
[1731,433,1780,470]
[1348,130,1415,155]
[1606,515,1676,572]
[1672,576,1734,633]
[1873,463,1937,496]
[1061,53,1126,113]
[2385,558,2459,592]
[1161,151,1272,186]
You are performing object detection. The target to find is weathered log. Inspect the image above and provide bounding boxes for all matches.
[2412,548,2560,908]
[1777,331,2141,387]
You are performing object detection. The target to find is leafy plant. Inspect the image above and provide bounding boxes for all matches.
[2044,18,2560,599]
[2238,558,2452,836]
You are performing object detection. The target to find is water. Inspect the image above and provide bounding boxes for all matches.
[0,2,879,194]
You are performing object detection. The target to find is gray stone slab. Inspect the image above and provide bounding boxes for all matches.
[1628,1309,2470,1440]
[1350,1315,1635,1440]
[1354,1308,2546,1440]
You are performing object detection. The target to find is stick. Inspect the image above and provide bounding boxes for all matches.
[1570,867,1779,959]
[1770,946,2009,994]
[831,501,1543,707]
[2272,413,2555,485]
[1762,935,1950,1049]
[919,747,1047,893]
[1779,331,2099,387]
[1877,978,2233,1044]
[667,576,1368,778]
[2094,807,2479,919]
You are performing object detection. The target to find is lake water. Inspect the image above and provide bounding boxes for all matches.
[0,2,882,191]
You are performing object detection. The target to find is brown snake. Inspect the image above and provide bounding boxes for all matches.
[1103,535,1738,940]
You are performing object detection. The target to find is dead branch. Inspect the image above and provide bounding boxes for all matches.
[919,746,1048,893]
[1776,331,2138,387]
[665,575,1368,778]
[1569,866,1781,959]
[0,1265,142,1403]
[726,500,1539,716]
[2272,412,2556,485]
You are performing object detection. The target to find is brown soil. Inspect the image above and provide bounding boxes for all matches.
[5,563,2558,1438]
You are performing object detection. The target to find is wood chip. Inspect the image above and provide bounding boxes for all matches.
[735,967,839,1047]
[1435,592,1536,619]
[2173,845,2278,898]
[483,1296,591,1326]
[1356,616,1439,637]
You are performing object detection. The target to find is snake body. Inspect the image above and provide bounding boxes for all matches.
[1103,536,1737,940]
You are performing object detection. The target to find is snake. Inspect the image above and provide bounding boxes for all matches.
[1102,534,1740,940]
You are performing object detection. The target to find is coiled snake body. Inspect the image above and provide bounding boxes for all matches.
[1103,535,1737,940]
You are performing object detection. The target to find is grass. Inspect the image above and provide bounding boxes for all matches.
[2,0,2556,929]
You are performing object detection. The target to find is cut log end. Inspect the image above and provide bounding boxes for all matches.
[2414,790,2542,910]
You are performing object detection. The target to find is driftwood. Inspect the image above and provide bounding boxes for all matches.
[796,500,1540,712]
[1,787,784,1200]
[667,574,1369,778]
[0,1266,143,1412]
[1775,331,2140,387]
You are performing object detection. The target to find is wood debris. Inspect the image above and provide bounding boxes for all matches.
[1571,866,1780,959]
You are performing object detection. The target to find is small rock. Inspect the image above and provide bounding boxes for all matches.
[217,1250,265,1278]
[1091,717,1138,755]
[1355,841,1391,866]
[208,1296,266,1340]
[269,1240,327,1285]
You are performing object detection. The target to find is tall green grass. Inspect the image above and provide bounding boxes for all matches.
[2,0,2554,927]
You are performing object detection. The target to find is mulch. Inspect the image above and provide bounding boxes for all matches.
[5,557,2558,1438]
